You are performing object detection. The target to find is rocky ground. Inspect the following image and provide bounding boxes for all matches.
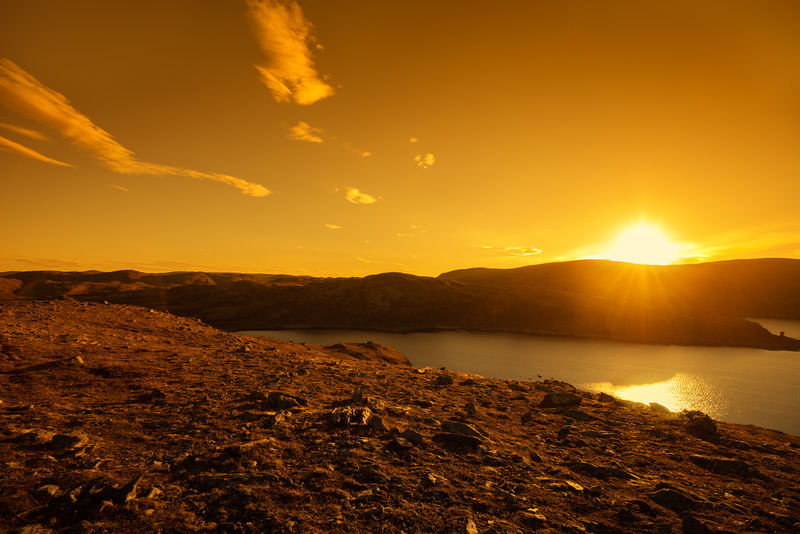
[1,300,798,533]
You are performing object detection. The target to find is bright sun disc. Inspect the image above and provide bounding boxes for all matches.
[603,222,682,265]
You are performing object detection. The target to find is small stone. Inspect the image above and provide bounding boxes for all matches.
[434,374,455,386]
[466,519,478,534]
[390,436,413,450]
[683,412,717,440]
[441,420,488,440]
[539,392,582,408]
[401,428,424,446]
[464,402,478,414]
[72,356,85,365]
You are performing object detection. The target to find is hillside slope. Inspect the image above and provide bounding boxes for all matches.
[1,301,798,533]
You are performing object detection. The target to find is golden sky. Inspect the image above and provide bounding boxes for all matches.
[1,0,799,276]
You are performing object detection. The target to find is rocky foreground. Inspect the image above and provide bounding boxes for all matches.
[1,301,798,533]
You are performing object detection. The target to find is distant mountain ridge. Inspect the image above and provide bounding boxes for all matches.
[2,259,800,350]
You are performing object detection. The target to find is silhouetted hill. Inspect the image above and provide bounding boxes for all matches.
[2,259,799,350]
[440,258,800,320]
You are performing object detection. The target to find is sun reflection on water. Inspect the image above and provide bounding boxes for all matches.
[584,373,730,418]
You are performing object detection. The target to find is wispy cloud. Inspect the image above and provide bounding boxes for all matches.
[246,0,334,105]
[482,245,542,257]
[345,187,378,205]
[324,223,343,229]
[0,58,270,197]
[409,137,418,144]
[287,121,324,143]
[414,152,436,168]
[396,224,426,238]
[111,184,129,193]
[0,122,47,140]
[0,134,72,167]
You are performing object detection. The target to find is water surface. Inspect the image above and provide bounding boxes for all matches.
[240,322,800,436]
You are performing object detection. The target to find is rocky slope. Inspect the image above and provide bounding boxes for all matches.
[1,300,799,533]
[3,260,800,351]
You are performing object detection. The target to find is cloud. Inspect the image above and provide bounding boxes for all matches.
[0,122,47,140]
[287,121,324,143]
[414,152,435,168]
[324,223,343,229]
[0,58,270,197]
[409,137,418,143]
[111,184,129,193]
[482,245,542,257]
[0,134,72,167]
[345,187,378,204]
[246,0,334,105]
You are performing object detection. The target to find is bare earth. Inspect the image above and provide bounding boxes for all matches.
[1,300,798,533]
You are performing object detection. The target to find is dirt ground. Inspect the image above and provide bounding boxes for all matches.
[1,300,798,533]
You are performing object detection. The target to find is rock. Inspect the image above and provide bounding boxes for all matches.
[48,432,89,450]
[650,488,701,512]
[597,392,616,403]
[434,374,454,386]
[466,519,478,534]
[649,402,672,415]
[464,402,478,414]
[370,415,387,432]
[683,412,717,440]
[539,392,582,408]
[688,454,766,480]
[133,388,166,403]
[401,429,424,446]
[329,406,373,426]
[681,515,714,534]
[72,355,85,365]
[33,485,61,499]
[441,420,488,440]
[433,432,483,449]
[266,391,305,410]
[570,461,638,480]
[11,429,55,444]
[390,436,413,450]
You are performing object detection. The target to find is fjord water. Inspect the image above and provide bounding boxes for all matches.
[241,319,800,436]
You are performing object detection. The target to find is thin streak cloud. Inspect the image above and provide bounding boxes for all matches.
[246,0,334,105]
[0,122,47,140]
[0,58,270,197]
[0,134,72,167]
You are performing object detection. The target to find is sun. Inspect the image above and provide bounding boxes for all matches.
[601,222,683,265]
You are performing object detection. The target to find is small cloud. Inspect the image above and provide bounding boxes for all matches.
[324,223,343,229]
[0,58,270,197]
[359,151,371,158]
[483,245,542,257]
[287,121,324,143]
[409,137,418,143]
[111,184,129,192]
[414,153,435,168]
[0,134,72,167]
[396,224,426,238]
[245,0,334,105]
[0,122,47,141]
[345,187,378,205]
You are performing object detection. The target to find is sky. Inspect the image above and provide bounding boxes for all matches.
[1,0,799,276]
